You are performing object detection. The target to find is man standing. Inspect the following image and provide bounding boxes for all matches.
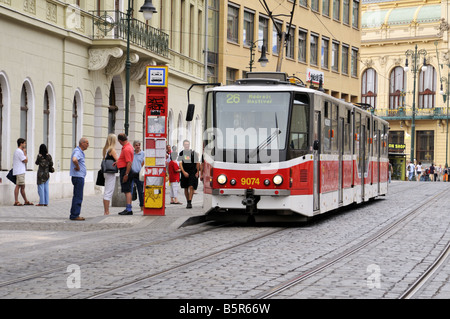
[13,138,33,206]
[117,133,134,215]
[131,140,145,211]
[407,161,415,181]
[70,137,89,220]
[179,139,200,209]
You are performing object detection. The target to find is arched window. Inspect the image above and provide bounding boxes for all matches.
[389,66,406,109]
[72,95,78,149]
[43,89,50,147]
[20,84,28,140]
[361,68,377,108]
[419,65,436,109]
[108,82,118,134]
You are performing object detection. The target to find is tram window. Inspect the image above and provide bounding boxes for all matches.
[289,95,309,150]
[323,101,331,153]
[373,121,378,157]
[344,109,351,154]
[331,104,338,152]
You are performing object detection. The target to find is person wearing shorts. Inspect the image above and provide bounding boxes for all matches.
[179,140,200,209]
[13,138,33,206]
[117,133,134,215]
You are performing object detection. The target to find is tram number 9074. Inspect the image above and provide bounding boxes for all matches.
[241,177,260,186]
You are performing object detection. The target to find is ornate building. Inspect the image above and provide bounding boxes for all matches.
[0,1,206,204]
[360,0,450,179]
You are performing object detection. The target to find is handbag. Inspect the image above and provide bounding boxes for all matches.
[6,169,16,184]
[101,158,118,173]
[139,165,145,181]
[96,169,105,186]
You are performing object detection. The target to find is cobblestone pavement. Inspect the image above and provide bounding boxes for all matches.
[1,181,450,300]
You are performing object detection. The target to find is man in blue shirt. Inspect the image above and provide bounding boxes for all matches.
[70,137,89,220]
[131,140,145,211]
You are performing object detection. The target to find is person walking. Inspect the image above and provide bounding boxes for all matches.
[35,144,53,206]
[69,137,89,221]
[102,134,118,215]
[117,133,134,215]
[416,162,422,182]
[131,140,145,211]
[179,139,200,208]
[407,161,415,181]
[13,138,33,206]
[429,163,436,182]
[169,152,182,204]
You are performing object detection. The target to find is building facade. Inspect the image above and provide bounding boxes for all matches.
[0,0,206,204]
[214,0,362,102]
[361,0,450,179]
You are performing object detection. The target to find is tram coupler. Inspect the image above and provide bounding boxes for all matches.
[242,189,259,214]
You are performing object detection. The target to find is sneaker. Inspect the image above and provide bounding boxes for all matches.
[118,209,133,215]
[186,202,192,209]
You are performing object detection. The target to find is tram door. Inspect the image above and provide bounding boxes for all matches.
[338,117,344,204]
[360,124,366,200]
[313,111,321,211]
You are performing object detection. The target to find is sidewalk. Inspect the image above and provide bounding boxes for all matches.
[0,184,205,232]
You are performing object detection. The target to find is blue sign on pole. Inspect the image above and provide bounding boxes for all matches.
[146,66,168,87]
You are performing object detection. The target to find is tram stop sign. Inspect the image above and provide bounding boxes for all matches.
[143,65,168,216]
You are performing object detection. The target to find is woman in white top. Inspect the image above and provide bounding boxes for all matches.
[416,162,422,182]
[102,134,119,215]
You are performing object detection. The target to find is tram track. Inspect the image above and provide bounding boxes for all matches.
[255,186,450,299]
[0,222,227,289]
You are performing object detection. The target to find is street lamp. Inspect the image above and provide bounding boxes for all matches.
[439,79,449,168]
[404,44,428,165]
[124,0,157,135]
[248,40,269,72]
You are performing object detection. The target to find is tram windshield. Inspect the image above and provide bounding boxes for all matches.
[215,92,290,152]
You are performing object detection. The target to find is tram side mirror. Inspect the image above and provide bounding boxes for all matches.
[313,140,320,151]
[186,104,195,121]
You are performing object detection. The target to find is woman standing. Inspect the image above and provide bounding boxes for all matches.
[35,144,53,206]
[102,134,119,215]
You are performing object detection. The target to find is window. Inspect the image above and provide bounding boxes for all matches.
[286,26,295,59]
[227,4,239,43]
[299,0,307,7]
[323,0,330,17]
[352,0,360,28]
[333,0,341,21]
[416,131,434,162]
[310,33,319,66]
[311,0,319,12]
[389,66,406,109]
[72,96,78,149]
[289,94,310,151]
[20,84,28,140]
[272,20,282,55]
[341,44,349,75]
[343,0,350,25]
[226,68,238,85]
[43,88,50,147]
[108,82,118,133]
[298,29,307,63]
[258,15,269,50]
[321,37,330,69]
[243,10,255,47]
[419,65,436,109]
[361,68,377,108]
[351,47,358,77]
[332,41,339,72]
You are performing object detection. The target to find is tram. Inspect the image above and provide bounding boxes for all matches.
[187,72,389,222]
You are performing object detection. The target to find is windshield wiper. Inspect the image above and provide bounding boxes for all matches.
[248,114,281,158]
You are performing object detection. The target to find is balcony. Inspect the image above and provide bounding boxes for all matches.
[374,107,450,120]
[91,10,169,57]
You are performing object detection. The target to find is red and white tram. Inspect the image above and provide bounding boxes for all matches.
[187,72,389,222]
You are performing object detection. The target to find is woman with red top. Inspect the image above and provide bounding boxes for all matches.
[168,152,182,204]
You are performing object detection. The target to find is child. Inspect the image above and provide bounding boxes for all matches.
[169,152,182,204]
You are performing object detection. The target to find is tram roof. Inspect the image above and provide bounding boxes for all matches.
[207,80,389,125]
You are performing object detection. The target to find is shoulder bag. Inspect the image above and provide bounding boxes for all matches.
[101,153,118,173]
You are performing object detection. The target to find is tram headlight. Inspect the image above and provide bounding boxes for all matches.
[217,174,227,185]
[273,175,283,186]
